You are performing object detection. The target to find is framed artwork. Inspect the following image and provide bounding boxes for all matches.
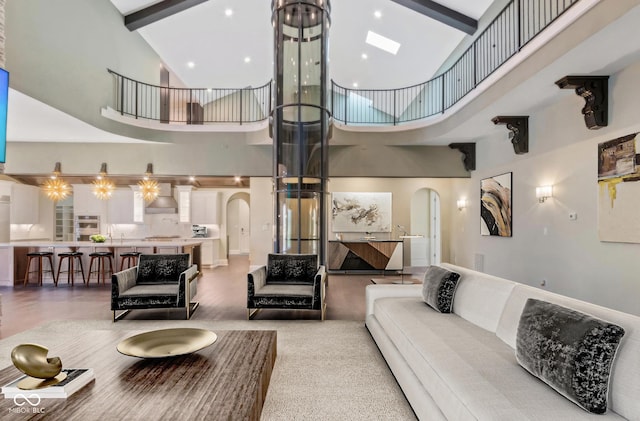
[597,133,640,243]
[331,192,392,232]
[598,134,636,180]
[480,172,512,237]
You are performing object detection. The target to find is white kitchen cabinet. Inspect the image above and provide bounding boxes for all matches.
[72,184,105,216]
[191,191,219,224]
[176,186,192,224]
[0,247,12,286]
[200,239,214,266]
[10,183,40,224]
[107,189,135,224]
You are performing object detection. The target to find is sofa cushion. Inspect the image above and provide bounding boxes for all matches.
[372,297,626,420]
[497,284,640,419]
[421,266,460,313]
[137,254,190,284]
[267,254,317,284]
[254,284,314,297]
[516,299,625,414]
[119,284,179,297]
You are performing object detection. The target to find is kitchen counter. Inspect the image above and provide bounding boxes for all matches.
[0,240,205,286]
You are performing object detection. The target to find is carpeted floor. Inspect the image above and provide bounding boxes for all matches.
[0,319,416,420]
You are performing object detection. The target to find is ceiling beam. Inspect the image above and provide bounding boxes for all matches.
[389,0,477,35]
[125,0,209,31]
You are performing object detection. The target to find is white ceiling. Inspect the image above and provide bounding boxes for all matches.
[108,0,495,89]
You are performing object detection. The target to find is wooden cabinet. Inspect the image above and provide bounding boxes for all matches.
[328,240,403,271]
[191,191,219,224]
[10,184,40,224]
[72,184,105,216]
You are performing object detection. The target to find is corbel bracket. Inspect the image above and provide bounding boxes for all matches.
[448,143,476,171]
[491,116,529,155]
[555,76,608,130]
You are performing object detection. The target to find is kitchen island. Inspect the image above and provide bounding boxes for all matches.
[0,239,204,286]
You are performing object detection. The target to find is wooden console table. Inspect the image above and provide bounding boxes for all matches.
[328,240,403,272]
[0,329,277,420]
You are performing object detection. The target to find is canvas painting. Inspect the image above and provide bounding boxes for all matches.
[332,192,392,232]
[480,172,512,237]
[598,134,636,180]
[597,133,640,243]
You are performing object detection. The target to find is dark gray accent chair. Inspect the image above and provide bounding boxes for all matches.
[111,254,199,322]
[247,253,327,320]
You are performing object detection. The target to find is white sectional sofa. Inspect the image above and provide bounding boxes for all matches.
[365,263,640,420]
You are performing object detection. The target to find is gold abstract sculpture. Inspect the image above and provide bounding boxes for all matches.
[11,344,67,390]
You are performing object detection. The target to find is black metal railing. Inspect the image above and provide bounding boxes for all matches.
[332,0,580,125]
[108,69,272,124]
[108,0,580,127]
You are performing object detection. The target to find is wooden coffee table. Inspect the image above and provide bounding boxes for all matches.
[0,329,277,420]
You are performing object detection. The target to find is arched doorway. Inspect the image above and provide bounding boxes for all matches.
[409,188,441,269]
[227,193,250,256]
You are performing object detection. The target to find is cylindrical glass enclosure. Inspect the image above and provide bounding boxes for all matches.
[271,0,331,262]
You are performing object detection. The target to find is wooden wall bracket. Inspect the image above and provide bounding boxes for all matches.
[448,143,476,171]
[555,75,609,130]
[491,116,529,155]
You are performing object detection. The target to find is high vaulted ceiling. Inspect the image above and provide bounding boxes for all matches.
[108,0,495,89]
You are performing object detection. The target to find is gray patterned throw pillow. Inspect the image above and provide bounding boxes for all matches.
[516,299,625,414]
[421,265,460,313]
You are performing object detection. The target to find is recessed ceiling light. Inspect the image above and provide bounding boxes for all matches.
[234,176,241,182]
[366,31,400,55]
[361,53,368,60]
[189,176,196,182]
[374,10,382,19]
[244,56,251,63]
[187,61,195,68]
[225,8,233,17]
[352,82,358,88]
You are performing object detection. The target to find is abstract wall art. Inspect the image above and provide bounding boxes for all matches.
[480,172,512,237]
[597,133,640,243]
[331,192,392,232]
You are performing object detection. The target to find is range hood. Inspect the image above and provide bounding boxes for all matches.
[145,183,178,214]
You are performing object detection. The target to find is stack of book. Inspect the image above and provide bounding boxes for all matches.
[2,368,94,399]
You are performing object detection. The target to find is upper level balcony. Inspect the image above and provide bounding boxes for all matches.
[103,0,584,132]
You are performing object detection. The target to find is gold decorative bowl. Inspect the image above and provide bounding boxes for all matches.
[116,328,217,358]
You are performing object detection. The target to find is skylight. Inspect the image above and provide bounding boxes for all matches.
[365,31,400,55]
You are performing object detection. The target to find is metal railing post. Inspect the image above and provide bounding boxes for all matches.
[240,88,243,125]
[344,87,348,125]
[441,74,446,114]
[393,89,397,125]
[517,0,522,50]
[135,81,139,119]
[119,76,124,116]
[188,89,193,124]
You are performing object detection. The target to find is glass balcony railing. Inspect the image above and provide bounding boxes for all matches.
[107,0,580,127]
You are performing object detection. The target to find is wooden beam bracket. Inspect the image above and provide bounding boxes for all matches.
[555,76,609,130]
[448,143,476,171]
[125,0,209,31]
[492,116,529,155]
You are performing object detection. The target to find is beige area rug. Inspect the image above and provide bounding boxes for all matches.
[0,319,416,421]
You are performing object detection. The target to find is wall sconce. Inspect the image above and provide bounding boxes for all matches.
[42,162,71,202]
[139,163,159,202]
[92,163,115,200]
[457,199,467,210]
[536,185,553,203]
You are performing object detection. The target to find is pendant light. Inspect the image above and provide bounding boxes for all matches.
[92,163,115,200]
[138,163,159,202]
[42,162,71,201]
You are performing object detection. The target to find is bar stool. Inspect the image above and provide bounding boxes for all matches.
[56,251,85,286]
[119,251,141,271]
[24,251,56,286]
[87,251,115,285]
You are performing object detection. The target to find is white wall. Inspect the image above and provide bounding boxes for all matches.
[449,59,640,316]
[249,177,273,266]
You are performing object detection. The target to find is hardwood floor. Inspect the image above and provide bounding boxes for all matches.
[0,256,400,339]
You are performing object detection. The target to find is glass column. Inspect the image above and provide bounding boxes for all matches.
[271,0,331,262]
